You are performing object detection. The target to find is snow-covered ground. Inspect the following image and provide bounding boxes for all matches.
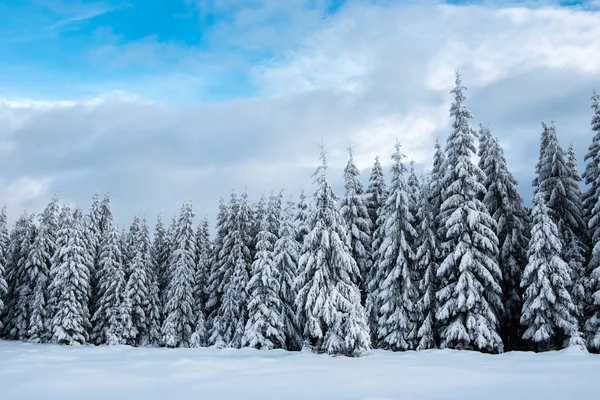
[0,341,597,400]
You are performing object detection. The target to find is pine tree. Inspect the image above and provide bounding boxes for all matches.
[274,198,302,351]
[294,189,310,246]
[190,217,211,348]
[521,192,579,351]
[565,144,587,319]
[252,195,267,244]
[5,212,37,340]
[340,147,372,305]
[365,156,387,339]
[480,131,529,351]
[243,215,285,349]
[296,148,370,357]
[205,198,228,339]
[26,195,60,342]
[0,206,9,331]
[436,72,503,353]
[161,201,197,348]
[125,216,154,346]
[582,90,600,240]
[152,215,169,305]
[266,191,283,240]
[91,208,130,345]
[211,191,253,348]
[48,206,91,345]
[370,142,418,351]
[414,178,439,350]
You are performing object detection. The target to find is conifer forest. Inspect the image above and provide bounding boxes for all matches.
[3,72,600,357]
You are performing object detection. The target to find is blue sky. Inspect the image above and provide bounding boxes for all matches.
[0,0,599,227]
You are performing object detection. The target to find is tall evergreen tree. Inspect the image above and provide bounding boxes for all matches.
[274,198,302,351]
[152,215,169,304]
[48,206,91,345]
[243,215,285,350]
[295,148,370,357]
[365,156,387,236]
[5,212,37,340]
[190,217,211,348]
[211,191,253,348]
[582,90,600,240]
[161,201,197,348]
[480,131,529,350]
[26,195,60,342]
[205,198,229,336]
[436,72,503,353]
[414,178,439,350]
[340,147,372,304]
[521,192,579,351]
[125,216,154,346]
[369,143,418,351]
[91,209,131,345]
[0,206,9,331]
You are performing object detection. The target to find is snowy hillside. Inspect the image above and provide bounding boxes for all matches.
[0,341,597,400]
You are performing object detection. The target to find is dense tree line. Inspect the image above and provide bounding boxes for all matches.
[1,73,600,356]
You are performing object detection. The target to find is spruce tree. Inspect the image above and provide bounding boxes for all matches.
[48,206,91,345]
[0,206,9,331]
[205,198,228,339]
[340,147,372,304]
[161,201,197,348]
[521,192,579,351]
[582,90,600,240]
[414,178,439,350]
[211,191,253,348]
[125,215,154,346]
[152,215,169,304]
[296,148,370,357]
[274,198,302,351]
[91,208,130,345]
[243,215,285,349]
[365,156,387,339]
[190,217,211,348]
[436,72,503,353]
[370,142,418,351]
[26,195,60,342]
[480,131,529,351]
[6,212,37,340]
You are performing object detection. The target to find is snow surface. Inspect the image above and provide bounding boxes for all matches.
[0,341,597,400]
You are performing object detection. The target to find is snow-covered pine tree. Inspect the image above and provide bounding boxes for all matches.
[267,191,283,240]
[243,214,285,350]
[294,189,310,246]
[48,206,92,345]
[26,195,60,342]
[190,217,211,348]
[436,72,503,353]
[125,215,155,346]
[205,198,228,340]
[296,147,370,357]
[5,212,37,340]
[91,208,130,345]
[161,201,197,348]
[365,156,387,339]
[480,131,530,351]
[152,215,170,309]
[252,195,266,245]
[0,206,9,331]
[582,90,600,240]
[211,191,253,348]
[414,177,439,350]
[369,142,418,351]
[565,144,587,319]
[274,198,302,351]
[521,191,579,351]
[340,147,372,305]
[407,162,421,223]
